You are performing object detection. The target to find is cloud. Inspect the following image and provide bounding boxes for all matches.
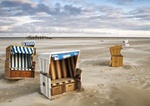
[0,0,82,17]
[80,4,150,31]
[130,6,150,18]
[123,6,150,30]
[109,0,134,5]
[63,4,81,15]
[1,0,22,7]
[37,3,50,14]
[62,0,86,4]
[0,0,82,33]
[127,6,150,24]
[0,0,150,35]
[0,16,42,33]
[0,0,35,16]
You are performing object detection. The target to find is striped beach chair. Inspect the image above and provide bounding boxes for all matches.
[5,45,36,79]
[22,40,35,47]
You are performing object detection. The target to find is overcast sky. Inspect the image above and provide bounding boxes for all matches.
[0,0,150,37]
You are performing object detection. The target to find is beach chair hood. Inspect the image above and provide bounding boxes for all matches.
[11,45,34,54]
[39,50,80,74]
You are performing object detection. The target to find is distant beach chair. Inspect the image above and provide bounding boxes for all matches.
[122,39,130,47]
[123,39,129,44]
[110,45,123,67]
[5,45,36,80]
[22,40,36,47]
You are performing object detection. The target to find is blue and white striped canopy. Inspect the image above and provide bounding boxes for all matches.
[11,46,34,54]
[52,51,79,60]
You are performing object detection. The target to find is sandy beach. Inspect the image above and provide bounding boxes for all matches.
[0,38,150,106]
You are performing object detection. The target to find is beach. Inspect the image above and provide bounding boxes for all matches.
[0,37,150,106]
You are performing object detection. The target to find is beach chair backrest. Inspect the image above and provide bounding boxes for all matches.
[9,45,35,70]
[10,54,32,70]
[110,45,122,56]
[50,51,79,80]
[39,50,80,80]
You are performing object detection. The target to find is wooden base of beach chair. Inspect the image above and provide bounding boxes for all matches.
[51,85,63,96]
[21,71,34,77]
[7,70,35,79]
[51,78,75,95]
[65,82,75,92]
[110,55,123,67]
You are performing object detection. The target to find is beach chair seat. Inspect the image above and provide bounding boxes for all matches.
[51,79,63,86]
[60,78,75,83]
[51,78,75,86]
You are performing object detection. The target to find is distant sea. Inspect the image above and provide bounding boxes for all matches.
[0,33,150,38]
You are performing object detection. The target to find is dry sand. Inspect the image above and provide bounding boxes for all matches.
[0,38,150,106]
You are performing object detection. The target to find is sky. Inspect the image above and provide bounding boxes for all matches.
[0,0,150,37]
